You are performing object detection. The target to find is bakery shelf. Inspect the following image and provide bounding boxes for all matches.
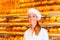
[0,31,24,35]
[0,31,60,36]
[1,11,60,16]
[20,1,42,7]
[0,14,27,16]
[49,34,60,36]
[40,22,60,26]
[0,22,60,26]
[20,1,47,4]
[0,23,29,26]
[0,14,8,16]
[47,0,55,4]
[8,14,27,16]
[9,11,60,16]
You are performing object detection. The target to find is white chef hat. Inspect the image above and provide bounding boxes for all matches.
[27,8,41,20]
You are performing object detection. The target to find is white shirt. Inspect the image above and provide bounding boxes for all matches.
[24,28,49,40]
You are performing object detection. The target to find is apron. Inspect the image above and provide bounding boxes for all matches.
[29,28,43,40]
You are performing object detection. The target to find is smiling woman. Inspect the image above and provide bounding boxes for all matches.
[24,8,49,40]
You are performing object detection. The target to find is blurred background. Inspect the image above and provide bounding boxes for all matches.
[0,0,60,40]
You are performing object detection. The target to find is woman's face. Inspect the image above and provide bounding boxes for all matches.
[28,13,38,28]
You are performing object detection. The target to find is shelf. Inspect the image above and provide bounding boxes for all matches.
[8,14,27,16]
[0,22,60,26]
[0,14,27,16]
[0,31,60,36]
[41,22,60,26]
[20,1,47,4]
[0,31,24,35]
[20,1,41,7]
[0,23,29,26]
[0,11,60,16]
[49,34,60,36]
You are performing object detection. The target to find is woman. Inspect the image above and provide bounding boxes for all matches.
[24,8,49,40]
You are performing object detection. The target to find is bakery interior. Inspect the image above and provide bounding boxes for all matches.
[0,0,60,40]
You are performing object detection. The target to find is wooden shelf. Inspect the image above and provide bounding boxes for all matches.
[0,23,29,26]
[40,22,60,26]
[0,31,60,36]
[0,14,27,16]
[0,22,60,26]
[47,0,55,4]
[0,31,24,35]
[49,34,60,36]
[0,11,60,16]
[20,1,47,4]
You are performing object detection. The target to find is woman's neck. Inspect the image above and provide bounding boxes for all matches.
[31,24,36,32]
[31,27,35,32]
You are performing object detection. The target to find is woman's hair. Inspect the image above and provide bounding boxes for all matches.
[34,21,41,31]
[35,21,40,28]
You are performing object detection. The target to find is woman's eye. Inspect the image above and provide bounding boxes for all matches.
[28,15,36,18]
[33,16,35,17]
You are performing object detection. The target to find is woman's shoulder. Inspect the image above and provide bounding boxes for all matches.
[24,28,31,34]
[41,28,48,32]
